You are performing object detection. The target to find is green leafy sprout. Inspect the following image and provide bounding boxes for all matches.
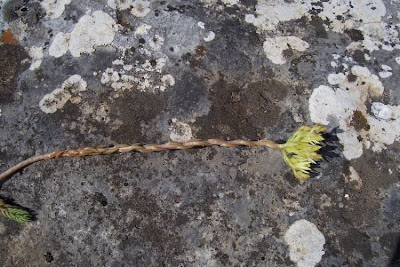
[0,199,32,223]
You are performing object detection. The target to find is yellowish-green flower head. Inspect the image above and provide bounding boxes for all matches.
[280,125,326,181]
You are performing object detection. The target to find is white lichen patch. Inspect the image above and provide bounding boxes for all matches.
[48,11,116,58]
[100,57,174,93]
[263,36,309,64]
[148,35,165,51]
[195,21,216,43]
[169,119,193,142]
[28,46,44,71]
[246,0,399,60]
[330,53,363,70]
[309,65,400,159]
[323,1,400,54]
[366,103,400,152]
[40,0,71,19]
[134,24,152,36]
[101,67,132,91]
[197,21,206,29]
[123,65,133,71]
[203,31,215,42]
[131,0,151,17]
[245,0,311,32]
[310,85,364,159]
[69,11,116,57]
[345,166,363,190]
[112,59,124,65]
[347,25,399,53]
[49,32,70,58]
[221,0,239,7]
[246,0,387,37]
[159,74,175,92]
[318,0,386,33]
[371,102,392,120]
[107,0,133,10]
[284,219,325,267]
[40,88,72,114]
[101,68,120,84]
[39,75,87,114]
[379,65,392,78]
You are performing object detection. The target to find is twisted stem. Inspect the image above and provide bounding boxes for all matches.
[0,138,281,182]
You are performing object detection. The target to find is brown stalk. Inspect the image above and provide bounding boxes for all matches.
[0,138,281,181]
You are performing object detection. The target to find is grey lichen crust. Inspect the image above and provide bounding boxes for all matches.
[0,0,400,266]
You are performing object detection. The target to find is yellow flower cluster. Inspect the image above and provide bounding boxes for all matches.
[280,125,327,181]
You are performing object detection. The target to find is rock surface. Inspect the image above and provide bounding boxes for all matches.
[0,0,399,266]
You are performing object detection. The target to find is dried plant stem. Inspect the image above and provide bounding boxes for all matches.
[0,125,328,223]
[0,138,281,181]
[0,154,54,181]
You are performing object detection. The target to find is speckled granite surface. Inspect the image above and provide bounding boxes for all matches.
[0,0,399,266]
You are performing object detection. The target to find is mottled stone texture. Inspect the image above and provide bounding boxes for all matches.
[0,0,399,266]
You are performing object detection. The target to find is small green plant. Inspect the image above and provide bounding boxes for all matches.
[0,199,31,223]
[0,125,326,222]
